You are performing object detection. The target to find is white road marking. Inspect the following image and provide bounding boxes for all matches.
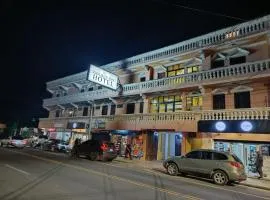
[5,164,30,176]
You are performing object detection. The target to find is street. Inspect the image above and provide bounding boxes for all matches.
[0,148,270,200]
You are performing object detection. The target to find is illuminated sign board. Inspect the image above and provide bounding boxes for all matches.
[198,120,270,133]
[87,64,119,90]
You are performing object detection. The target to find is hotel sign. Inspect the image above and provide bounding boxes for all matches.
[87,64,119,90]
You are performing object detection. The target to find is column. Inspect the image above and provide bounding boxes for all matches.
[181,92,187,111]
[225,92,234,109]
[143,97,150,114]
[142,132,148,161]
[201,87,213,110]
[134,102,141,114]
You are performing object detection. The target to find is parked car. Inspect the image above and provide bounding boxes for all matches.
[72,140,117,161]
[0,136,11,147]
[9,135,27,148]
[57,140,70,152]
[41,139,61,151]
[32,135,48,148]
[163,149,247,185]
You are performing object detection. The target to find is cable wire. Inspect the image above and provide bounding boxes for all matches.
[152,0,246,22]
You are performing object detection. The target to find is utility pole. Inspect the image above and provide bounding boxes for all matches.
[88,102,94,140]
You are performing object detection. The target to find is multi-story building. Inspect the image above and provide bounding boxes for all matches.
[39,15,270,176]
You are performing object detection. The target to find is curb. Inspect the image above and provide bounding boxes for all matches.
[240,183,270,191]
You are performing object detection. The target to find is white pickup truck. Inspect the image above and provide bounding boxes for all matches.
[0,135,27,148]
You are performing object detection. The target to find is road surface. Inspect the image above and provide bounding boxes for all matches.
[0,147,270,200]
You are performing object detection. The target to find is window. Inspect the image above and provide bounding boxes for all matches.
[213,152,228,160]
[140,77,146,82]
[230,56,246,65]
[117,104,123,108]
[150,95,182,113]
[126,103,135,114]
[63,92,67,96]
[110,104,116,115]
[201,151,213,160]
[212,60,225,68]
[213,94,225,110]
[139,102,144,113]
[83,107,88,116]
[81,89,85,93]
[98,86,102,90]
[234,91,250,108]
[68,110,73,117]
[95,106,100,110]
[88,87,93,91]
[157,72,166,79]
[186,94,202,111]
[186,151,201,159]
[56,93,60,97]
[167,64,185,77]
[101,105,108,115]
[55,110,60,118]
[187,66,199,73]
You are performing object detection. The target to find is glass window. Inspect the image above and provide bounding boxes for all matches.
[158,72,166,79]
[167,103,174,112]
[110,104,116,115]
[213,152,228,160]
[168,71,176,77]
[55,110,60,118]
[150,104,158,113]
[159,104,166,113]
[201,151,213,160]
[159,96,164,103]
[175,102,182,112]
[140,77,146,82]
[88,87,93,91]
[176,69,185,75]
[126,103,135,114]
[186,151,201,159]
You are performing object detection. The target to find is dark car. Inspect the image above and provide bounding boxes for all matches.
[72,140,117,161]
[41,139,61,151]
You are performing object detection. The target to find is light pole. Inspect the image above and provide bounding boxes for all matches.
[88,102,95,140]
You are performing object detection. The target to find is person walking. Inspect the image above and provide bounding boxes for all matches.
[125,144,132,160]
[255,151,264,179]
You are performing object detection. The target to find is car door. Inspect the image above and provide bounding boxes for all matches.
[177,151,202,173]
[200,151,214,175]
[79,140,91,155]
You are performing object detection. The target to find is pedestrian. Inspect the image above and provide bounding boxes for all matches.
[125,144,132,160]
[255,151,264,179]
[72,138,80,158]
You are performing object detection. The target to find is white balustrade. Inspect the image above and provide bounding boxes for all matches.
[43,59,270,107]
[46,15,270,89]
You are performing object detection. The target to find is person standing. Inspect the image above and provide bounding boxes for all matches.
[125,144,132,160]
[255,151,264,179]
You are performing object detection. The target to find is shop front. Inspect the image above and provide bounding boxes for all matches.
[198,120,270,178]
[142,129,183,161]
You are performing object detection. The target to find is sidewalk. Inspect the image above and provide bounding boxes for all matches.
[114,157,270,190]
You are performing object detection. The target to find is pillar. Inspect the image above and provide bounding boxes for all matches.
[142,132,148,161]
[157,133,163,160]
[181,92,187,111]
[202,87,213,110]
[143,97,149,114]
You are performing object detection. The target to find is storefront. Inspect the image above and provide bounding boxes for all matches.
[143,129,183,161]
[198,120,270,178]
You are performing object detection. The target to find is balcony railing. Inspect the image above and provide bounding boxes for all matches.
[46,15,270,89]
[39,108,270,125]
[43,59,270,107]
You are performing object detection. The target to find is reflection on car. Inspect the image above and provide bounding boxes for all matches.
[163,149,247,185]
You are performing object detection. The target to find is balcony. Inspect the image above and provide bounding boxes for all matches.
[43,59,270,107]
[46,15,270,89]
[39,107,270,132]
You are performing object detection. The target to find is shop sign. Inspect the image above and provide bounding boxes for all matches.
[67,122,85,129]
[198,120,270,133]
[72,129,86,133]
[87,64,119,90]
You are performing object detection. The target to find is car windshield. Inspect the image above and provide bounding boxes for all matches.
[232,154,243,164]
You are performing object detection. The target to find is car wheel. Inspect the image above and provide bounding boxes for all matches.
[167,163,178,176]
[212,170,228,185]
[89,152,98,161]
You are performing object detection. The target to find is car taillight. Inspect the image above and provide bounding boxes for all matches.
[230,161,241,168]
[101,144,108,151]
[22,140,27,144]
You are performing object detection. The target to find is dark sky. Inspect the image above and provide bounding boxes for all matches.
[0,0,269,126]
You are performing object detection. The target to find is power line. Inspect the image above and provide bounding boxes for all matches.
[152,0,246,22]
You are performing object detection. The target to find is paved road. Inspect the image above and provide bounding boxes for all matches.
[0,147,270,200]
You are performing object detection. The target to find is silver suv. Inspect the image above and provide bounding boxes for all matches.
[163,149,247,185]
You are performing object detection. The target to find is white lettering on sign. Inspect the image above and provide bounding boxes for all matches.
[87,65,119,90]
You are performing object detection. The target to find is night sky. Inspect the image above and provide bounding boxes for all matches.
[1,0,269,127]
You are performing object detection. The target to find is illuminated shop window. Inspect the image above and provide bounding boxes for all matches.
[150,95,183,113]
